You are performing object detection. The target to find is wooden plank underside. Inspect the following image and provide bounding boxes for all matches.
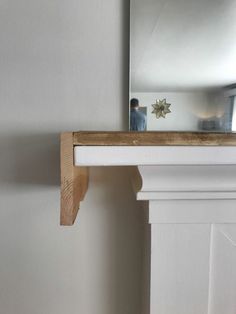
[60,132,88,226]
[73,131,236,146]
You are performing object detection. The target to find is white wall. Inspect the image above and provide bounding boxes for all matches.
[0,1,143,314]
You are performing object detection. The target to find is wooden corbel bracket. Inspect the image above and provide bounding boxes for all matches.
[60,132,88,225]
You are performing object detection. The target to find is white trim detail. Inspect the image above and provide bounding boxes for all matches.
[74,146,236,166]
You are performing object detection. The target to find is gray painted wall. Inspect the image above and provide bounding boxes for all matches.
[0,1,142,313]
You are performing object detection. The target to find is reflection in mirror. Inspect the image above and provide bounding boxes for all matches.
[129,0,236,132]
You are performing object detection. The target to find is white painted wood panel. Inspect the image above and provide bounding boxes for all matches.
[135,162,236,314]
[149,200,236,223]
[150,224,211,314]
[74,146,236,166]
[208,224,236,314]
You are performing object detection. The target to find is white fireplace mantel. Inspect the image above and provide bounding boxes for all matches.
[60,131,236,314]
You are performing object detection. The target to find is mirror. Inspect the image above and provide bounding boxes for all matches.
[129,0,236,132]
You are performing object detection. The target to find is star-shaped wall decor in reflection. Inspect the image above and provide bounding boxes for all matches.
[151,99,171,119]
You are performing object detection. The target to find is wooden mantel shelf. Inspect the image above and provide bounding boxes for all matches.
[73,131,236,146]
[60,131,236,226]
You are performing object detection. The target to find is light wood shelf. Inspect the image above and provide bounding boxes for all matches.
[73,131,236,146]
[60,131,236,225]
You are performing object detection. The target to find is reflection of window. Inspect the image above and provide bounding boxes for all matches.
[232,96,236,132]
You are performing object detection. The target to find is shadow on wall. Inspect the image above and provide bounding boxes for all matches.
[82,166,143,314]
[0,133,60,186]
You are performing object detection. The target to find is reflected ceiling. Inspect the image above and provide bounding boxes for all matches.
[131,0,236,92]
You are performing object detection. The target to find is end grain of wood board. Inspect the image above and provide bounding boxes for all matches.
[73,131,236,146]
[60,132,88,226]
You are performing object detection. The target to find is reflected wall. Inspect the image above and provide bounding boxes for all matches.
[129,0,236,132]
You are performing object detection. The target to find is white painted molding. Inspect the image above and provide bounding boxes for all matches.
[137,165,236,193]
[74,146,236,166]
[137,165,236,224]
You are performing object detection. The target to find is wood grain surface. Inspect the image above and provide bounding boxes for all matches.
[73,131,236,146]
[60,132,88,226]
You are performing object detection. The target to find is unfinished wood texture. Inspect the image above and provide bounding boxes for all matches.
[73,131,236,146]
[60,132,88,226]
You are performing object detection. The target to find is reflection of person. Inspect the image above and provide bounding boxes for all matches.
[130,98,147,131]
